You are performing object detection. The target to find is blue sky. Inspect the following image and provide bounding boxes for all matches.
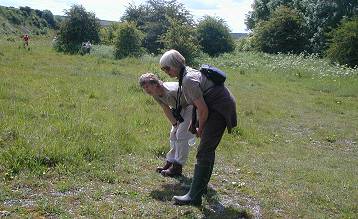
[0,0,253,32]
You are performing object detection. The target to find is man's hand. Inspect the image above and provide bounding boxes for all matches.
[196,127,203,137]
[188,121,197,134]
[192,97,208,138]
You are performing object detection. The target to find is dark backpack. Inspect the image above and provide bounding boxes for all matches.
[199,64,226,85]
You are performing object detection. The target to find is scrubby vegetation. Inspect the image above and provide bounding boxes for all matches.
[118,0,235,58]
[197,16,235,56]
[113,22,144,59]
[120,0,195,54]
[160,18,200,65]
[54,5,100,54]
[325,17,358,67]
[245,0,358,66]
[251,6,307,54]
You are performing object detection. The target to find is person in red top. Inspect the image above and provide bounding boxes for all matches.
[23,34,30,47]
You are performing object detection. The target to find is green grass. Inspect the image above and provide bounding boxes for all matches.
[0,37,357,218]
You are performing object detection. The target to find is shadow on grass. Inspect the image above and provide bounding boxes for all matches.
[149,175,191,202]
[150,175,252,219]
[203,190,252,219]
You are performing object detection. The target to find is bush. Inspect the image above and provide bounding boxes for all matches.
[114,22,144,59]
[19,6,32,16]
[32,16,41,28]
[40,27,48,35]
[100,23,121,45]
[121,1,194,54]
[325,17,358,67]
[6,10,22,25]
[161,18,200,65]
[55,5,100,54]
[235,36,254,52]
[251,6,308,54]
[41,10,56,28]
[197,16,235,56]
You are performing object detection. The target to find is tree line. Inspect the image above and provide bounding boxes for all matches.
[245,0,358,67]
[6,0,354,67]
[54,0,235,64]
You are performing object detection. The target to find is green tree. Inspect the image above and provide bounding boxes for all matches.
[161,18,200,64]
[121,0,194,54]
[5,8,22,25]
[114,22,144,59]
[245,0,271,30]
[55,5,100,54]
[325,17,358,67]
[197,16,235,56]
[301,0,358,53]
[100,23,121,45]
[252,6,307,54]
[19,6,32,17]
[41,10,56,28]
[245,0,358,54]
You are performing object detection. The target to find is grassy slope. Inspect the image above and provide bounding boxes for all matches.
[0,37,357,218]
[0,6,53,36]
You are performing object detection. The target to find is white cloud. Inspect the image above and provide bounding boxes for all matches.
[183,0,253,32]
[74,0,144,21]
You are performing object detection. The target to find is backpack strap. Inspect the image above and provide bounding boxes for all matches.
[174,66,186,112]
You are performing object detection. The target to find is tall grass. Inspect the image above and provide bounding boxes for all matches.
[88,44,115,59]
[0,38,165,176]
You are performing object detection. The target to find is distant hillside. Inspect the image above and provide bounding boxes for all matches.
[230,32,248,39]
[0,5,120,36]
[55,15,118,27]
[99,19,118,27]
[0,5,58,35]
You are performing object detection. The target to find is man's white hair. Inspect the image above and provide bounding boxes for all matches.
[159,49,186,70]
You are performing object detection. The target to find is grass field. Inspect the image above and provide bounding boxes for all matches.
[0,36,357,218]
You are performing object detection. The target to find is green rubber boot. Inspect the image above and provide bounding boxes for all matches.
[173,164,212,206]
[203,163,214,195]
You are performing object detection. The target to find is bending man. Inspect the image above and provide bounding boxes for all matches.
[139,73,195,177]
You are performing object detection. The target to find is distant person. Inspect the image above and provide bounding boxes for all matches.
[85,41,92,53]
[139,73,195,177]
[159,49,237,206]
[22,34,30,48]
[51,36,58,49]
[80,41,92,55]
